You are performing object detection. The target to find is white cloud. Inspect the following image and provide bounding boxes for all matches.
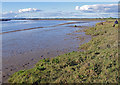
[75,6,80,10]
[2,8,42,18]
[18,8,41,13]
[75,4,118,18]
[75,4,118,13]
[2,5,118,18]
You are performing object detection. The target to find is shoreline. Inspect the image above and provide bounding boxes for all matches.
[7,19,118,83]
[0,18,116,21]
[2,21,93,83]
[1,21,87,35]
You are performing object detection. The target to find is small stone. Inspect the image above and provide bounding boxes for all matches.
[10,65,13,67]
[5,68,8,69]
[23,64,25,67]
[31,59,34,61]
[41,55,44,57]
[7,74,10,76]
[10,69,13,71]
[3,76,5,78]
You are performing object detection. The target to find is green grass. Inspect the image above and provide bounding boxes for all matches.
[8,20,119,84]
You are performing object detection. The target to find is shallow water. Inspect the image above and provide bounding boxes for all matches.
[2,20,103,83]
[2,20,102,57]
[2,20,75,33]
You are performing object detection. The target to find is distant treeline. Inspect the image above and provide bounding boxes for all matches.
[0,19,11,21]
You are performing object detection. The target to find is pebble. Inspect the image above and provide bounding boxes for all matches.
[5,68,8,69]
[31,59,34,61]
[3,76,5,78]
[7,74,10,76]
[22,64,25,67]
[10,69,13,71]
[41,55,44,57]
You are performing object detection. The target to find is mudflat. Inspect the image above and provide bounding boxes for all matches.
[2,19,103,83]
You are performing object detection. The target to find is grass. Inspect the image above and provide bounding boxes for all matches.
[8,20,119,84]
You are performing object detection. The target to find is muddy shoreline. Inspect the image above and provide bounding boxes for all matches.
[2,27,90,83]
[2,20,103,83]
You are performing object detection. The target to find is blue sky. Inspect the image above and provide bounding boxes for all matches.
[2,2,118,18]
[1,0,119,2]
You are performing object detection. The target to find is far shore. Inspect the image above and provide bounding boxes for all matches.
[0,18,117,21]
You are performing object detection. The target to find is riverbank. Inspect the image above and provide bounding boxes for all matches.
[3,20,99,83]
[8,19,118,83]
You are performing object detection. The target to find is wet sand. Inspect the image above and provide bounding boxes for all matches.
[2,20,103,83]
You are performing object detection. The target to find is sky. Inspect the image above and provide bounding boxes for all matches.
[1,0,119,2]
[1,2,118,18]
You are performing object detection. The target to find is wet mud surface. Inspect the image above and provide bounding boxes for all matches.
[2,20,103,83]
